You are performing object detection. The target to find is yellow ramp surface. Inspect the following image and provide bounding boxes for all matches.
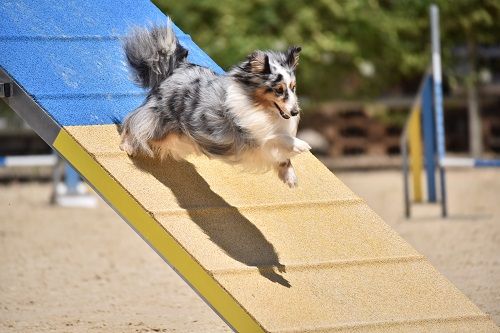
[54,125,498,333]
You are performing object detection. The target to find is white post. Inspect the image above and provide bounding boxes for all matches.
[430,4,448,217]
[430,4,446,163]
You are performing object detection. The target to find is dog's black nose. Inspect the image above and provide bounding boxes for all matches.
[291,110,299,116]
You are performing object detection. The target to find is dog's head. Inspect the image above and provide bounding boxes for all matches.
[231,46,302,119]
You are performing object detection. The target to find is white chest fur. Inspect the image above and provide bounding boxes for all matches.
[226,82,299,144]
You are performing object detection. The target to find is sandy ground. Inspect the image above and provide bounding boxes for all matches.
[0,168,499,332]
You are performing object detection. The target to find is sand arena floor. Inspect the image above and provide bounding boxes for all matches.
[1,168,499,332]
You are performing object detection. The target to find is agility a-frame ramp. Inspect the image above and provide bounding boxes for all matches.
[1,1,498,332]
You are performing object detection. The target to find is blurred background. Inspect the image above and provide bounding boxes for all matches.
[1,1,499,332]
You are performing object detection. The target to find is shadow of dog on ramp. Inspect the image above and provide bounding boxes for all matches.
[132,156,291,288]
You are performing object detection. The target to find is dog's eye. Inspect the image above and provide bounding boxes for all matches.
[290,83,296,92]
[275,86,284,95]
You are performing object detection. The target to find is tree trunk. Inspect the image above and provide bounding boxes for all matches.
[466,38,482,158]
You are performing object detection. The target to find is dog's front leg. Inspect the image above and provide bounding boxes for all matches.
[264,135,311,160]
[263,135,309,187]
[276,159,298,188]
[290,137,311,156]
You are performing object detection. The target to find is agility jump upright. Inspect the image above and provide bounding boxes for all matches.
[402,5,500,218]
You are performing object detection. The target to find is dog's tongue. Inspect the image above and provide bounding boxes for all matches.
[279,110,290,119]
[274,102,290,119]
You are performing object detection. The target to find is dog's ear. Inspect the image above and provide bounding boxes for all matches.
[247,51,271,75]
[286,46,302,70]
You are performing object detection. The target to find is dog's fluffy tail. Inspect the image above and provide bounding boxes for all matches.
[123,24,188,89]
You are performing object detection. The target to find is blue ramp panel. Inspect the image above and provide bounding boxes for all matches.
[0,0,223,128]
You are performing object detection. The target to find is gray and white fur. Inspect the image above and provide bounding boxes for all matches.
[120,24,310,187]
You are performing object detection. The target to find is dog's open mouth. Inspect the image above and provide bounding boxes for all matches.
[273,102,290,119]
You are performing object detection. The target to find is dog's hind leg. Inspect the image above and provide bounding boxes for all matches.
[119,130,137,156]
[120,101,164,157]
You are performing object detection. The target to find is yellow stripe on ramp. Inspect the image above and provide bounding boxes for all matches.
[53,125,499,332]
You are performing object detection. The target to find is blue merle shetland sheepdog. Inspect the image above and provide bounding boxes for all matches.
[120,24,310,187]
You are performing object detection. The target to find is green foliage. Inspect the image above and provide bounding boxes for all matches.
[153,0,500,100]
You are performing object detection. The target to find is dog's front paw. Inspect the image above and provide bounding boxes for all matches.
[278,165,298,188]
[292,138,311,154]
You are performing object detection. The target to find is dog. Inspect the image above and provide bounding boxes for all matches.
[120,24,311,187]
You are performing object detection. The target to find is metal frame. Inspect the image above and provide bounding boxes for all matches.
[0,81,13,98]
[0,67,61,144]
[1,67,91,208]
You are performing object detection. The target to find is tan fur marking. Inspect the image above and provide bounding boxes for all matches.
[254,87,273,108]
[253,87,288,117]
